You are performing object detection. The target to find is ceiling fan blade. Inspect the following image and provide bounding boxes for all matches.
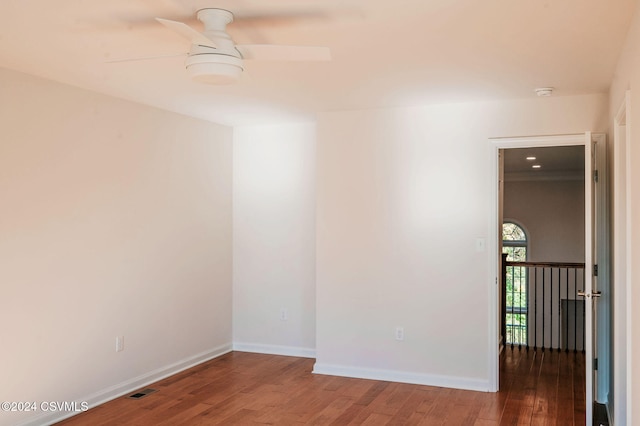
[155,18,217,48]
[105,53,187,64]
[236,44,331,62]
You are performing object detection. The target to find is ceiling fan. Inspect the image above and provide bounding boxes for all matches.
[152,8,331,84]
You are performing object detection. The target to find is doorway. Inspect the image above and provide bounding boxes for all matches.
[502,145,586,352]
[488,133,607,425]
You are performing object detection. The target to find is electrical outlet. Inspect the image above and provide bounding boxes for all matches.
[116,336,124,352]
[280,308,288,321]
[395,327,404,341]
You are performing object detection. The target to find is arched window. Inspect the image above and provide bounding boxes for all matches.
[502,222,527,261]
[503,222,528,345]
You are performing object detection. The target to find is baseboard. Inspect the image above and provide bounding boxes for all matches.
[17,343,233,426]
[232,342,316,359]
[312,362,490,392]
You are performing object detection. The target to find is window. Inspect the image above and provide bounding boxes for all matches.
[503,222,528,345]
[502,222,526,261]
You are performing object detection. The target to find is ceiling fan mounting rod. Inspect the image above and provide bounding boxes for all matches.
[195,8,235,51]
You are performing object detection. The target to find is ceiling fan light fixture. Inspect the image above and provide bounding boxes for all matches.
[186,53,243,85]
[150,7,331,84]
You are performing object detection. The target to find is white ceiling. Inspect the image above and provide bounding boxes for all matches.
[504,145,585,180]
[0,0,635,126]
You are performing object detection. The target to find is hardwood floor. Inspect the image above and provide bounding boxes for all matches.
[57,348,585,425]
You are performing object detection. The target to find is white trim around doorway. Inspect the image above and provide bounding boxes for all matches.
[486,133,587,393]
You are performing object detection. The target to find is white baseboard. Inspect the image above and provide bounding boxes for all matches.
[312,363,491,392]
[18,343,233,426]
[232,342,316,359]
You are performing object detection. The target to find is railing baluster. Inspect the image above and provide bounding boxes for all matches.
[581,270,586,353]
[573,269,578,353]
[549,268,552,350]
[557,268,561,352]
[518,265,523,349]
[565,268,569,353]
[533,267,537,350]
[510,264,514,349]
[524,266,531,352]
[513,265,516,347]
[503,261,584,354]
[542,267,545,351]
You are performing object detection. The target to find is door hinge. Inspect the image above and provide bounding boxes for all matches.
[594,170,599,182]
[594,358,598,370]
[593,264,598,276]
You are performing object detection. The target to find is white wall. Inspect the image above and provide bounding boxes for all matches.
[233,124,316,357]
[0,69,233,426]
[609,0,640,423]
[315,94,607,390]
[504,179,585,263]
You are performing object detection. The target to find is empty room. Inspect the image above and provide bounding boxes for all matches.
[1,1,640,425]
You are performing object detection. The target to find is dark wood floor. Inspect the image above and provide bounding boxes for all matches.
[57,347,585,425]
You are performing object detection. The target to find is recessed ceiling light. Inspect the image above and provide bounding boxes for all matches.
[526,156,536,161]
[532,164,542,169]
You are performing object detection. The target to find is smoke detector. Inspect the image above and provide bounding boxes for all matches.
[535,87,554,97]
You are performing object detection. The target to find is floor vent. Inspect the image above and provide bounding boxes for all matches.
[127,388,157,399]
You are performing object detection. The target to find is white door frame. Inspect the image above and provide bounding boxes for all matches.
[613,90,632,424]
[487,133,594,422]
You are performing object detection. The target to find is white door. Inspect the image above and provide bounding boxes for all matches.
[583,132,610,424]
[580,134,594,425]
[489,133,603,425]
[586,133,610,416]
